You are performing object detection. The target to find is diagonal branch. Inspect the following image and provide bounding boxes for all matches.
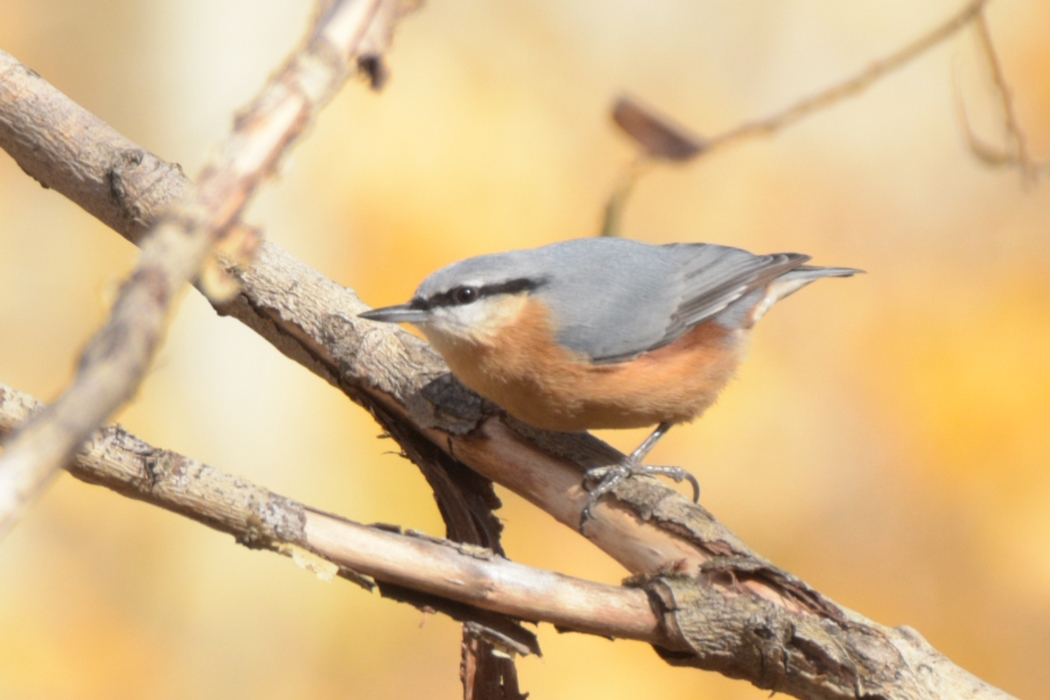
[0,0,402,538]
[0,382,667,652]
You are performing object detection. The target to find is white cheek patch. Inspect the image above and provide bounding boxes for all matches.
[428,295,530,344]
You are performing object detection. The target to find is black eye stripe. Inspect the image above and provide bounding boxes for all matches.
[488,278,545,297]
[426,277,547,308]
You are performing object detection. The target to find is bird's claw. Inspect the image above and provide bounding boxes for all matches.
[658,466,701,503]
[579,459,701,533]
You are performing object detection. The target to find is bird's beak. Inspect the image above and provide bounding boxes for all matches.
[359,302,431,324]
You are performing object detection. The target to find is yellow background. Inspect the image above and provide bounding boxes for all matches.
[2,1,1049,698]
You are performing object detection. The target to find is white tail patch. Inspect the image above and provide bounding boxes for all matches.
[747,278,814,325]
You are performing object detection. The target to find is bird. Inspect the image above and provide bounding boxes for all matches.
[359,237,860,529]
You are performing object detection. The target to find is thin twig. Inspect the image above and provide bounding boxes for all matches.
[704,0,990,151]
[0,0,403,538]
[601,0,992,236]
[972,12,1039,183]
[600,156,648,237]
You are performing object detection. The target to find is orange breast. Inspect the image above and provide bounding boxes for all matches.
[426,299,746,432]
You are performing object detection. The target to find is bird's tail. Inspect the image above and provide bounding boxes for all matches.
[769,264,862,301]
[745,264,862,325]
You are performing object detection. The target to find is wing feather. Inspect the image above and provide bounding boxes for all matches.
[592,244,809,362]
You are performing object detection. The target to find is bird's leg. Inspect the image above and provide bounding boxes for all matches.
[579,422,701,531]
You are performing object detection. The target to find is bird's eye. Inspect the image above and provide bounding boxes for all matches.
[451,286,479,305]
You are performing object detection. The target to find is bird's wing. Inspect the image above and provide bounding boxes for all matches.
[591,245,809,362]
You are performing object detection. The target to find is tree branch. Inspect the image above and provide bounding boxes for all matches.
[0,382,673,652]
[1,4,522,694]
[704,0,990,152]
[604,0,997,237]
[957,11,1047,182]
[0,24,1019,700]
[0,0,407,538]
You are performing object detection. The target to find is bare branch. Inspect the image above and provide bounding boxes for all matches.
[966,12,1043,182]
[704,0,990,151]
[0,0,407,538]
[0,383,1023,700]
[955,94,1042,173]
[0,382,666,651]
[600,1,994,236]
[973,14,1031,173]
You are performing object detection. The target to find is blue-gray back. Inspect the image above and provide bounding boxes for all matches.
[416,238,818,361]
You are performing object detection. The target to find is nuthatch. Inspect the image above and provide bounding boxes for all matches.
[361,237,859,527]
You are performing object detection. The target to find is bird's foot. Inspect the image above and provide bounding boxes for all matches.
[579,458,700,533]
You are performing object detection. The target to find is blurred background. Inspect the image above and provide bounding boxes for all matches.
[2,0,1049,698]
